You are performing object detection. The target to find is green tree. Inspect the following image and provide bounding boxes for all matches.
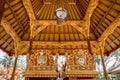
[0,56,14,68]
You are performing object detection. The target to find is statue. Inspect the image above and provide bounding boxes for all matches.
[57,64,66,80]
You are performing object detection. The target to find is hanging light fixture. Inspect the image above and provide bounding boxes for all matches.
[54,0,70,24]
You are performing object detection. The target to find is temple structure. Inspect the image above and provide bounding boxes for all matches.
[0,0,120,80]
[25,49,98,80]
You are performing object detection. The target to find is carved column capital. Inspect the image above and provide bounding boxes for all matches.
[91,42,100,55]
[14,41,29,56]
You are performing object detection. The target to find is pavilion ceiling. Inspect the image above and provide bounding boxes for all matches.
[0,0,120,55]
[90,0,120,53]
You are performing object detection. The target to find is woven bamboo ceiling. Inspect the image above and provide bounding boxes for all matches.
[0,0,120,55]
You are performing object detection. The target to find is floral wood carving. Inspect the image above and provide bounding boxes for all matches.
[29,50,54,66]
[68,49,96,70]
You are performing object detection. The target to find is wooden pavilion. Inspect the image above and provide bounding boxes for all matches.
[0,0,120,80]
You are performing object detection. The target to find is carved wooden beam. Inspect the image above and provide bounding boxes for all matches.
[32,20,84,26]
[14,41,29,55]
[98,15,120,42]
[16,40,96,55]
[71,0,99,36]
[30,20,84,38]
[34,25,47,37]
[23,0,36,20]
[82,0,98,55]
[1,17,25,56]
[1,17,21,42]
[30,24,48,38]
[84,0,99,21]
[22,41,96,47]
[72,25,83,34]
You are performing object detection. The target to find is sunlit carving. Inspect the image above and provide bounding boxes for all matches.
[68,49,95,70]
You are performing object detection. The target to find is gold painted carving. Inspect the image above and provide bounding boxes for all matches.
[68,49,96,70]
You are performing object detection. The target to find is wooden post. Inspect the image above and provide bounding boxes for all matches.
[99,43,108,80]
[10,56,18,80]
[55,53,59,69]
[87,37,92,55]
[65,52,68,69]
[26,53,30,71]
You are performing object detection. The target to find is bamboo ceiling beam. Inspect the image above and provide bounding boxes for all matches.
[0,0,6,22]
[23,0,47,38]
[84,0,99,21]
[97,15,120,42]
[23,0,36,20]
[1,17,21,42]
[93,0,116,33]
[6,0,24,31]
[0,37,14,50]
[21,41,96,47]
[1,17,26,57]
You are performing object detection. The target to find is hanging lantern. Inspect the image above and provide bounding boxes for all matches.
[55,8,70,24]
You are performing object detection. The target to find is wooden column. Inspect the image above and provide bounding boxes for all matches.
[99,42,108,80]
[55,53,59,70]
[87,37,92,55]
[29,39,33,54]
[10,56,18,80]
[65,52,68,69]
[26,53,30,71]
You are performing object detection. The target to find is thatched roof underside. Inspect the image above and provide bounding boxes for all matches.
[0,0,120,55]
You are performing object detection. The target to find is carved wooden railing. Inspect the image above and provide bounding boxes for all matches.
[25,66,58,77]
[65,49,99,77]
[25,50,58,78]
[27,66,56,71]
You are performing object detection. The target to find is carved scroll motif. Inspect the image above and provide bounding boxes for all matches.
[68,49,96,70]
[29,50,54,66]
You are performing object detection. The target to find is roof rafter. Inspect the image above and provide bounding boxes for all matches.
[23,0,36,20]
[1,17,21,42]
[23,0,47,38]
[0,0,6,22]
[98,15,120,42]
[84,0,99,21]
[71,0,99,37]
[6,0,24,31]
